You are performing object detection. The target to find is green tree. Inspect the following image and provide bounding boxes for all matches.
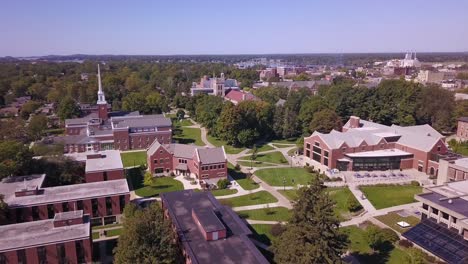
[58,97,81,121]
[272,178,348,263]
[237,129,257,147]
[176,109,185,120]
[365,225,385,252]
[0,141,33,179]
[28,114,48,140]
[113,203,181,264]
[122,92,146,112]
[404,247,426,264]
[293,73,311,81]
[20,100,41,119]
[309,109,342,133]
[144,172,155,186]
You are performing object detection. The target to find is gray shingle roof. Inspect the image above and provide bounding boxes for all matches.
[197,147,226,164]
[112,115,171,129]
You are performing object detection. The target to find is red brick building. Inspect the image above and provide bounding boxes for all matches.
[58,65,172,153]
[67,150,124,182]
[147,141,227,184]
[160,190,269,264]
[457,117,468,141]
[0,175,130,226]
[304,116,448,176]
[0,211,92,264]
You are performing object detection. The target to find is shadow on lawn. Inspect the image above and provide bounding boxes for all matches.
[354,241,393,264]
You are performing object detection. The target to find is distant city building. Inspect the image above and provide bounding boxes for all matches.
[417,70,445,84]
[57,65,172,153]
[224,90,257,105]
[160,190,269,264]
[191,74,239,96]
[304,116,447,176]
[147,141,227,186]
[0,210,92,264]
[384,52,421,76]
[259,67,278,81]
[403,180,468,263]
[0,174,129,225]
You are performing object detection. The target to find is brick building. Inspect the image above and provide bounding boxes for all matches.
[160,190,269,264]
[0,174,130,226]
[66,150,125,183]
[437,157,468,185]
[58,65,172,153]
[403,180,468,263]
[457,117,468,141]
[147,141,227,185]
[304,116,448,176]
[0,210,92,264]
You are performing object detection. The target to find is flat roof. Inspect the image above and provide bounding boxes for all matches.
[0,215,90,252]
[193,208,225,232]
[84,150,123,172]
[161,190,268,264]
[453,158,468,170]
[417,192,468,217]
[4,179,129,208]
[345,148,413,158]
[0,174,46,197]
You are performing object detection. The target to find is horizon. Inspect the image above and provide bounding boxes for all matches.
[1,0,468,57]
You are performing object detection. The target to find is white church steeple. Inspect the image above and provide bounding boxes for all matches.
[97,64,107,105]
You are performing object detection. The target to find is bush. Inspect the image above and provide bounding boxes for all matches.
[346,197,363,212]
[380,228,399,243]
[217,179,230,189]
[410,180,420,186]
[234,164,241,171]
[169,172,175,177]
[398,239,413,248]
[190,180,197,185]
[305,166,314,173]
[270,223,286,237]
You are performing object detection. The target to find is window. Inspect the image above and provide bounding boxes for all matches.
[306,143,311,149]
[155,168,164,174]
[159,158,164,164]
[432,207,439,215]
[91,198,99,217]
[17,249,26,264]
[209,166,213,170]
[342,148,346,153]
[76,241,86,263]
[312,152,321,162]
[442,212,449,220]
[104,171,108,181]
[106,197,113,215]
[57,243,66,264]
[324,158,329,166]
[324,151,329,157]
[37,246,47,264]
[32,206,40,221]
[422,203,429,210]
[0,253,7,264]
[314,142,320,146]
[119,195,126,214]
[437,145,441,152]
[312,146,321,154]
[201,174,209,179]
[154,159,158,164]
[47,204,55,219]
[62,202,69,212]
[77,200,84,210]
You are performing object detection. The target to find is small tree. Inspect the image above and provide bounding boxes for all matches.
[217,178,229,189]
[270,223,286,237]
[144,172,155,186]
[176,109,185,120]
[365,225,385,252]
[346,197,363,212]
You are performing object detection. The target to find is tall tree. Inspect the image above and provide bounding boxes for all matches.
[28,114,48,140]
[0,140,33,179]
[113,203,181,264]
[272,178,348,263]
[57,97,81,120]
[309,109,342,133]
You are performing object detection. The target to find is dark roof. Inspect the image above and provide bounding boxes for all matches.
[193,208,225,232]
[197,147,226,164]
[458,117,468,122]
[403,219,468,264]
[160,190,268,264]
[417,192,468,217]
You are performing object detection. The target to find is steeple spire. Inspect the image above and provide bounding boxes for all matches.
[97,64,107,105]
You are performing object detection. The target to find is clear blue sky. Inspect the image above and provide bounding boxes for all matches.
[1,0,467,56]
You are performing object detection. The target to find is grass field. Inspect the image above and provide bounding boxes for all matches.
[105,228,123,237]
[375,212,420,234]
[121,151,147,167]
[135,176,184,197]
[237,161,277,168]
[240,151,288,165]
[255,167,316,186]
[272,143,293,148]
[92,232,100,240]
[278,190,298,200]
[219,191,278,207]
[206,134,245,154]
[360,185,422,209]
[228,163,259,190]
[341,225,410,264]
[237,207,291,222]
[248,224,275,246]
[173,127,204,146]
[174,118,193,127]
[271,138,297,144]
[246,144,274,154]
[210,188,238,196]
[326,187,362,221]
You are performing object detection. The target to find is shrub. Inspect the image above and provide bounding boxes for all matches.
[346,197,363,212]
[398,239,413,248]
[217,179,230,189]
[270,223,286,237]
[143,172,155,185]
[380,228,399,243]
[305,166,314,173]
[234,164,241,171]
[190,180,197,185]
[169,172,175,177]
[410,180,420,186]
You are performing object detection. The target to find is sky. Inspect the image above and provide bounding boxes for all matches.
[1,0,467,56]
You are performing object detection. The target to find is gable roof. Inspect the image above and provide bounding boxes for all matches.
[196,147,226,164]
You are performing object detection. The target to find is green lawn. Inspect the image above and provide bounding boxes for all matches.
[92,232,99,240]
[360,185,422,209]
[237,207,291,222]
[341,225,410,264]
[206,134,245,154]
[92,223,122,230]
[287,148,298,156]
[255,167,316,186]
[219,191,278,207]
[240,151,288,165]
[272,143,293,149]
[326,187,362,221]
[279,187,361,220]
[174,118,193,127]
[237,161,277,168]
[375,212,420,234]
[135,177,184,197]
[248,224,275,246]
[173,127,204,146]
[210,188,238,196]
[120,151,147,167]
[228,163,259,190]
[271,138,297,144]
[105,228,123,237]
[246,144,274,154]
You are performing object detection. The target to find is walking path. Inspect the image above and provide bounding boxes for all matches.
[246,219,283,225]
[232,203,284,211]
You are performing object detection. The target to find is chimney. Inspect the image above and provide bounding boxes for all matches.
[349,116,361,129]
